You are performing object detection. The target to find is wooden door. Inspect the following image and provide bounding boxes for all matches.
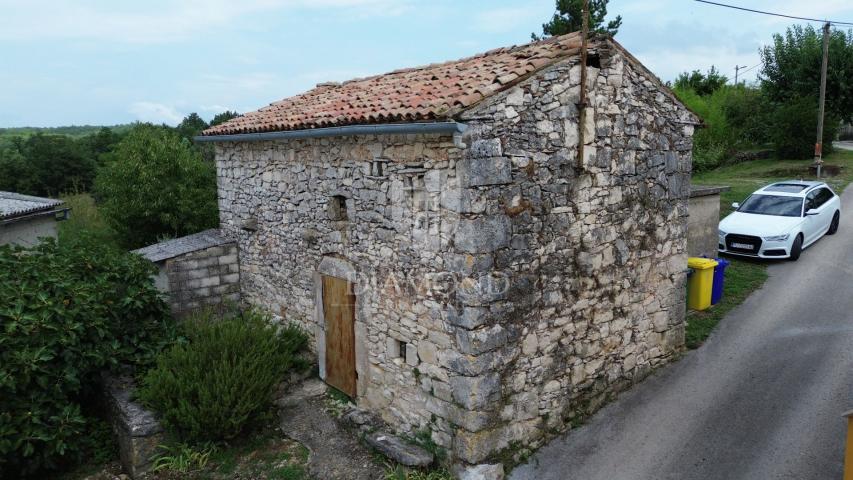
[322,275,357,397]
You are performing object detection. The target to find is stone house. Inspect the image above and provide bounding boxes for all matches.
[200,32,699,466]
[0,191,68,247]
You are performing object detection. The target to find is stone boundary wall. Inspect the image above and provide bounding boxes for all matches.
[102,374,164,479]
[133,229,241,315]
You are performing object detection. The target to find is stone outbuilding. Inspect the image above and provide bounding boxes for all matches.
[200,32,699,466]
[0,191,68,247]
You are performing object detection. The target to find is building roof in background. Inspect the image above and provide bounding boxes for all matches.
[204,32,585,136]
[133,229,234,263]
[0,191,64,220]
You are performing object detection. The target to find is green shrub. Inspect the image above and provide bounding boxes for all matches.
[771,96,839,160]
[0,238,173,477]
[139,310,307,443]
[674,85,774,171]
[95,123,219,249]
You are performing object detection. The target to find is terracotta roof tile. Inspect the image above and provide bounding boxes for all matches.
[204,32,583,136]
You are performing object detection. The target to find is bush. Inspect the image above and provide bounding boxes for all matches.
[772,96,839,160]
[95,123,219,249]
[139,310,307,443]
[0,239,173,477]
[675,84,778,170]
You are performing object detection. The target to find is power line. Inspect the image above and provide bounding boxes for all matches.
[694,0,853,26]
[738,63,760,74]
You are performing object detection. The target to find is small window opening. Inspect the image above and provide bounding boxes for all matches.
[328,195,348,221]
[586,53,601,68]
[370,160,386,177]
[409,175,428,211]
[398,340,407,360]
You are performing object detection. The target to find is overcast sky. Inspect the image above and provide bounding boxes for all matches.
[1,0,851,127]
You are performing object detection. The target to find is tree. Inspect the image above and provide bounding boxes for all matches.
[533,0,622,40]
[673,66,729,96]
[9,134,94,196]
[210,110,241,127]
[771,96,839,159]
[84,126,121,158]
[95,124,219,249]
[176,112,209,141]
[761,24,853,123]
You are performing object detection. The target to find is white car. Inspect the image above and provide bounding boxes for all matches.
[718,180,841,261]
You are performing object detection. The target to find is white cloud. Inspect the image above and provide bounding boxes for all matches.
[200,72,278,91]
[0,0,411,44]
[129,101,184,125]
[635,46,760,84]
[473,6,541,34]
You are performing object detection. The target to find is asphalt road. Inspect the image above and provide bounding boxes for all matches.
[835,141,853,151]
[511,188,853,480]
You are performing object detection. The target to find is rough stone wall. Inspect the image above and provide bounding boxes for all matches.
[214,39,696,467]
[159,243,241,315]
[447,43,696,463]
[215,134,470,450]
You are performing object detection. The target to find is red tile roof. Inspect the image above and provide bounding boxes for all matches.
[204,32,584,136]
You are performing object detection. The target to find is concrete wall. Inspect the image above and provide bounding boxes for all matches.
[152,243,241,315]
[687,186,727,257]
[0,215,57,247]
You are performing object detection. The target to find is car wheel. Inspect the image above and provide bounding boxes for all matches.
[827,211,840,235]
[789,234,803,261]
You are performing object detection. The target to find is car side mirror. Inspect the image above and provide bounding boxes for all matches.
[731,202,740,209]
[806,208,819,216]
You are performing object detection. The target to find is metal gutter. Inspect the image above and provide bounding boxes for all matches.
[194,121,467,143]
[0,207,70,227]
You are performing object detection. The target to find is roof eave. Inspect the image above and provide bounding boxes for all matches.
[196,121,467,143]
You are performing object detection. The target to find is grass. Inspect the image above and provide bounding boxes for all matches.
[57,192,121,250]
[693,149,853,218]
[685,149,853,347]
[67,432,310,480]
[684,258,768,348]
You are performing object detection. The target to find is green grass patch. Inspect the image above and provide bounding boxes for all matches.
[685,149,853,348]
[693,149,853,218]
[58,192,121,250]
[685,258,768,348]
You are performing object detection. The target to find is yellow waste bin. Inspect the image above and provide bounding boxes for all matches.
[687,257,718,311]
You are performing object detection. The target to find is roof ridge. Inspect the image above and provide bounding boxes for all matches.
[204,32,588,135]
[335,32,582,86]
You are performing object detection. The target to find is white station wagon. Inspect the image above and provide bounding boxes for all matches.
[718,180,841,260]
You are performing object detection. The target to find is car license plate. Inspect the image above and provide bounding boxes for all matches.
[731,242,753,250]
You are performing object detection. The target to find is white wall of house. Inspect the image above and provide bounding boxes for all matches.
[0,215,58,247]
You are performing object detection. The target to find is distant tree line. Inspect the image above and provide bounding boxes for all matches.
[0,110,240,248]
[672,24,853,170]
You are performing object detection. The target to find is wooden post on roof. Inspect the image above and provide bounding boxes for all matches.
[577,0,590,169]
[845,409,853,480]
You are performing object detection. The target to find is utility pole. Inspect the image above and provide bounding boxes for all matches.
[814,22,830,178]
[734,64,748,85]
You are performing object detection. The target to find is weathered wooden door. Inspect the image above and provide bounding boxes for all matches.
[322,275,357,397]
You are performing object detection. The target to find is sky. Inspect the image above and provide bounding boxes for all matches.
[1,0,852,127]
